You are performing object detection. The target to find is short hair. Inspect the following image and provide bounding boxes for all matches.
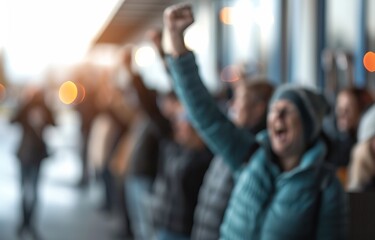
[243,76,274,104]
[339,87,374,113]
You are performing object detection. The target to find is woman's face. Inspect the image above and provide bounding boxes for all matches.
[230,87,263,128]
[336,92,361,133]
[268,100,305,159]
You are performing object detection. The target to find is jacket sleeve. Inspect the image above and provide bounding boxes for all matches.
[316,176,348,240]
[167,52,257,171]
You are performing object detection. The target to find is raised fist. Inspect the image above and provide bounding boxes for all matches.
[163,3,194,57]
[164,3,194,34]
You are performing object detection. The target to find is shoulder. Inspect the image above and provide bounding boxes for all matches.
[351,141,370,161]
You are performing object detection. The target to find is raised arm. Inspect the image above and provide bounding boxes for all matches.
[163,4,257,171]
[121,46,172,137]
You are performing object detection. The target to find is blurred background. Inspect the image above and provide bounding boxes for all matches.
[0,0,375,240]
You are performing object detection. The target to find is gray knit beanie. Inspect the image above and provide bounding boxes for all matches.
[357,104,375,143]
[270,85,330,145]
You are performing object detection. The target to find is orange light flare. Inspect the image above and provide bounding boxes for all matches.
[363,51,375,72]
[220,7,234,25]
[220,65,241,83]
[0,84,6,102]
[73,82,86,105]
[59,81,78,105]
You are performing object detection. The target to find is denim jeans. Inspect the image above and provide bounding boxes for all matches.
[20,164,41,227]
[124,176,154,240]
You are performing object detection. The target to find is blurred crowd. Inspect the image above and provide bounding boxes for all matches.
[2,3,375,240]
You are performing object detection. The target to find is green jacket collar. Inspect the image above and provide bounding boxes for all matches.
[256,130,327,178]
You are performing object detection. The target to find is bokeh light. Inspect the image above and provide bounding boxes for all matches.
[59,81,78,105]
[135,46,156,67]
[220,7,234,25]
[74,82,86,105]
[363,51,375,72]
[184,28,199,51]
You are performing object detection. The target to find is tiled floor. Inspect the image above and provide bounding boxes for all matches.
[0,110,125,240]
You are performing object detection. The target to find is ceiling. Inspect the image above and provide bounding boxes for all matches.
[93,0,180,45]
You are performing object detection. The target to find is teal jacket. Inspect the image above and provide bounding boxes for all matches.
[167,52,347,240]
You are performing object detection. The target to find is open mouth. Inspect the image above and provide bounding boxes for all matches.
[274,126,287,142]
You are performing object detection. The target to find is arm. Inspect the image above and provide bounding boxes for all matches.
[122,46,172,137]
[347,155,366,192]
[163,4,257,171]
[132,74,172,137]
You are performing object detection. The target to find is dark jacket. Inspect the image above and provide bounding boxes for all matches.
[152,140,213,235]
[11,93,55,166]
[167,52,347,240]
[129,72,213,234]
[191,156,233,240]
[323,114,357,167]
[127,74,171,178]
[192,122,266,240]
[127,120,160,178]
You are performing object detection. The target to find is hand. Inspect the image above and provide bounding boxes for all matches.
[164,3,194,34]
[163,3,194,57]
[146,28,164,57]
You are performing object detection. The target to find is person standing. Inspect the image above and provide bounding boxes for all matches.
[11,87,56,238]
[162,4,347,239]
